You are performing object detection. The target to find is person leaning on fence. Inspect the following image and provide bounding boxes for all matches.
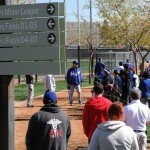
[26,91,71,150]
[82,84,112,143]
[124,87,150,150]
[66,61,83,106]
[25,75,35,107]
[88,103,139,150]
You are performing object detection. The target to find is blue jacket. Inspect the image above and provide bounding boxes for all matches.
[139,78,150,98]
[67,67,83,85]
[114,75,122,91]
[94,62,105,75]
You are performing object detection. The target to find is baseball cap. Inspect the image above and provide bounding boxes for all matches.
[73,61,78,64]
[43,91,57,104]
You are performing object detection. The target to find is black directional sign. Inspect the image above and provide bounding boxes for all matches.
[47,33,56,44]
[47,18,56,30]
[47,3,55,15]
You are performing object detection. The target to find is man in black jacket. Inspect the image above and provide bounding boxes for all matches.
[26,91,71,150]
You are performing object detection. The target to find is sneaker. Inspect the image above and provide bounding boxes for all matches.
[79,102,82,106]
[78,100,82,105]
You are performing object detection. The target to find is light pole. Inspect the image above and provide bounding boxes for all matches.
[90,0,93,74]
[77,0,80,67]
[89,0,93,83]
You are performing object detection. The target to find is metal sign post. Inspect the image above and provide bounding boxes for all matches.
[0,76,14,150]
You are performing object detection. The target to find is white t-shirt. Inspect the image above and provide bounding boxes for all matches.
[115,66,124,73]
[133,74,139,88]
[124,100,150,131]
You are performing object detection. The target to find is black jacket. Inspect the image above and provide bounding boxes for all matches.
[26,75,34,84]
[26,103,71,150]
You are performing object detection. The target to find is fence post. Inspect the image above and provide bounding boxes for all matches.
[35,75,38,83]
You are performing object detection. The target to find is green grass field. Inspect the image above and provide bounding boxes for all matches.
[147,126,150,139]
[15,77,93,101]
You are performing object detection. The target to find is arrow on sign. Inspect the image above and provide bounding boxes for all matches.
[48,33,56,44]
[47,4,55,15]
[47,18,56,29]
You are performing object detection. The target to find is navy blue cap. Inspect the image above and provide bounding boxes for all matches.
[43,91,57,104]
[73,61,78,64]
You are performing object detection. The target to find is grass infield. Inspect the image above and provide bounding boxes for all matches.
[15,78,93,101]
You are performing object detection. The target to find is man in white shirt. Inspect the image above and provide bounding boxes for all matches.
[44,74,56,92]
[124,87,150,150]
[115,61,124,73]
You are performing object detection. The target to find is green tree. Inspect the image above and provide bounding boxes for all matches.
[94,0,150,74]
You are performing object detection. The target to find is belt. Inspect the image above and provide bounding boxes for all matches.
[134,130,145,132]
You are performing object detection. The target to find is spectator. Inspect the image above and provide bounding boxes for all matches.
[139,71,150,107]
[115,61,124,73]
[124,87,150,150]
[111,70,122,102]
[146,62,150,73]
[82,84,112,143]
[88,103,139,150]
[94,58,105,85]
[113,70,122,91]
[102,70,113,99]
[121,64,134,104]
[94,58,105,75]
[26,91,71,150]
[25,75,35,107]
[44,74,56,92]
[139,60,149,75]
[66,61,83,106]
[132,70,139,88]
[126,59,134,70]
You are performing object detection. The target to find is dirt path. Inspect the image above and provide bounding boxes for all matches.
[15,88,92,150]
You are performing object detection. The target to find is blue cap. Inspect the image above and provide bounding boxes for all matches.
[43,91,57,104]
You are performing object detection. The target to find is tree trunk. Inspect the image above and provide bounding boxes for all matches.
[133,51,138,74]
[140,57,145,77]
[89,52,91,84]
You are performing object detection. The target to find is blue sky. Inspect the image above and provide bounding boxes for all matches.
[36,0,99,22]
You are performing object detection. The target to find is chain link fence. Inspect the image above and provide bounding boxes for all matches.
[95,51,133,72]
[66,48,150,74]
